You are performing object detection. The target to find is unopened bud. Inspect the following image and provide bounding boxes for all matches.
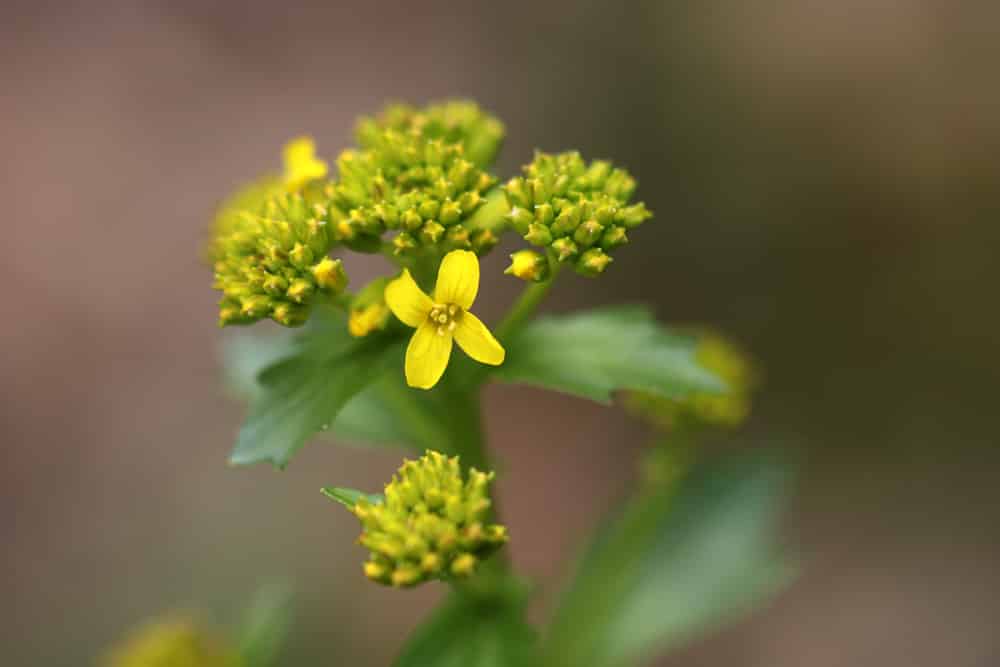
[312,257,348,292]
[505,250,550,282]
[577,248,613,276]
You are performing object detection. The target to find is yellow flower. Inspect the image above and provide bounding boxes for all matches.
[282,136,328,190]
[349,302,391,337]
[385,250,505,389]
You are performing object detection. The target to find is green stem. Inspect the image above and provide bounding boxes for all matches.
[495,264,561,343]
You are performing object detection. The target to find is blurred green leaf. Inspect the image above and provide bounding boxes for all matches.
[221,316,469,459]
[334,371,465,453]
[394,589,538,667]
[228,311,405,468]
[320,486,384,508]
[237,583,294,667]
[494,306,725,404]
[544,453,795,667]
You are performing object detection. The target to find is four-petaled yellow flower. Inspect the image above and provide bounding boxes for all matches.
[282,136,328,190]
[385,250,505,389]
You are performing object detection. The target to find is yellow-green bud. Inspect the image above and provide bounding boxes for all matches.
[419,221,446,245]
[343,450,508,588]
[348,277,392,337]
[551,237,579,262]
[505,250,550,282]
[600,225,629,249]
[100,616,240,667]
[393,232,418,254]
[573,219,604,247]
[577,248,612,276]
[311,257,348,291]
[524,223,553,247]
[445,224,471,249]
[470,228,499,256]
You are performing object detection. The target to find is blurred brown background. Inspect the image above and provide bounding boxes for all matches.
[3,1,999,665]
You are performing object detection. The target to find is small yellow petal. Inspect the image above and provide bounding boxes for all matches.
[434,250,479,309]
[385,269,433,328]
[405,321,453,389]
[283,136,328,189]
[454,312,505,366]
[283,136,315,164]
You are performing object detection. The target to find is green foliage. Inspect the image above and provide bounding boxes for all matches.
[320,487,385,508]
[237,583,294,667]
[495,305,725,403]
[228,310,405,467]
[199,98,796,667]
[544,454,795,667]
[222,330,467,454]
[394,589,538,667]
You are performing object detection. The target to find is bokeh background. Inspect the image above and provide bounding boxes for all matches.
[4,1,999,665]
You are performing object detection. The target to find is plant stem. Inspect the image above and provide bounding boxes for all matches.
[448,266,563,587]
[495,264,561,343]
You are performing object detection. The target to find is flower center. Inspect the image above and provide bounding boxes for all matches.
[428,303,462,336]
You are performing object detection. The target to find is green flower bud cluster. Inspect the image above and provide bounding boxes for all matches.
[211,192,348,327]
[624,332,755,430]
[349,450,508,588]
[323,129,498,257]
[101,617,241,667]
[356,99,505,169]
[503,151,652,279]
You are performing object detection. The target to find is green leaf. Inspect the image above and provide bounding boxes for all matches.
[220,317,469,458]
[544,453,795,667]
[320,486,384,508]
[237,582,294,667]
[394,590,539,667]
[494,305,725,404]
[228,311,406,468]
[334,371,465,453]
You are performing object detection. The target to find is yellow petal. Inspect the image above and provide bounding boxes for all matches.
[405,321,453,389]
[283,136,328,188]
[454,312,505,366]
[283,136,316,164]
[434,250,479,309]
[385,269,433,328]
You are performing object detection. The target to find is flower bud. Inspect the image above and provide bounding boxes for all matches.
[470,228,499,256]
[101,616,240,667]
[550,237,579,262]
[573,219,604,247]
[339,450,508,588]
[312,257,348,291]
[577,248,613,276]
[419,221,446,245]
[505,249,550,282]
[348,277,392,337]
[524,222,553,247]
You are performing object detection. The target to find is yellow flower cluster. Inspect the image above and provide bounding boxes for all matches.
[503,151,652,279]
[100,617,241,667]
[348,450,508,587]
[355,99,505,169]
[323,132,498,256]
[210,192,347,327]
